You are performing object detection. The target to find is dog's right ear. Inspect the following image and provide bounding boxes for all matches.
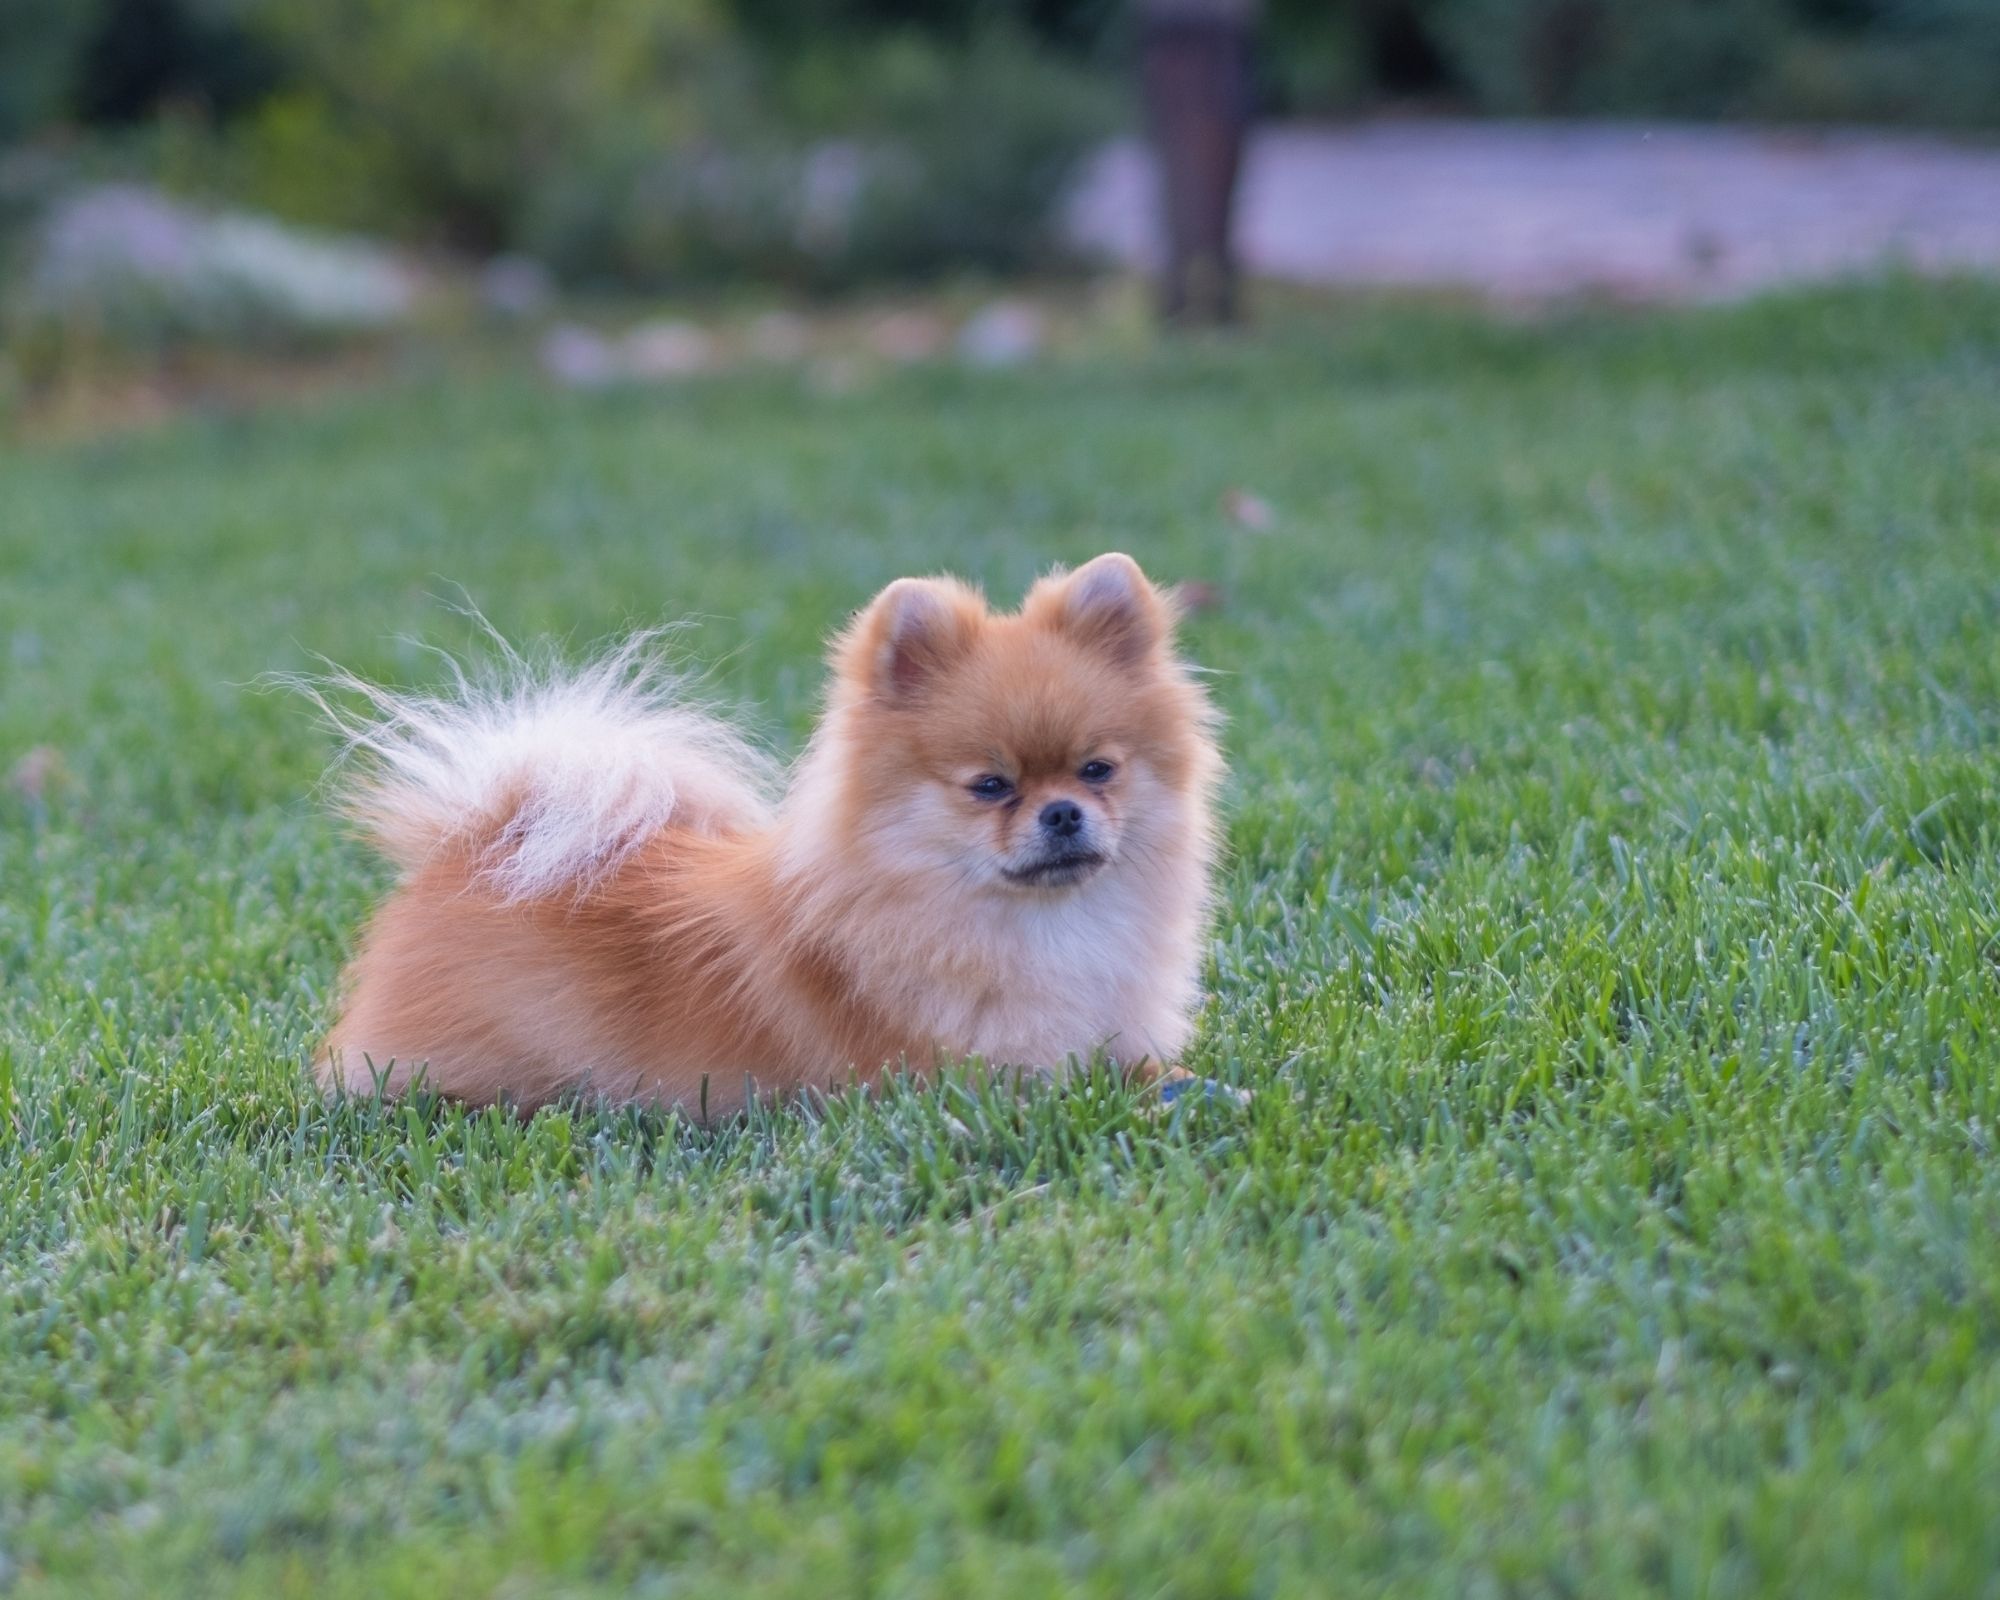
[836,576,984,701]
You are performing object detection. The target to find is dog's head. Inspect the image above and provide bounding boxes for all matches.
[811,553,1219,899]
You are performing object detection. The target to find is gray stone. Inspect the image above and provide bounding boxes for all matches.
[621,319,713,380]
[539,324,620,388]
[957,301,1045,368]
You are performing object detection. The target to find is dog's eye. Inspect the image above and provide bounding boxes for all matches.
[968,774,1014,800]
[1079,760,1116,783]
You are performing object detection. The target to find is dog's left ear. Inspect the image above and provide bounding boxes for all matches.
[1025,552,1173,666]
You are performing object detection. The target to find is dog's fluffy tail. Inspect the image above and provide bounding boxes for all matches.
[308,632,776,901]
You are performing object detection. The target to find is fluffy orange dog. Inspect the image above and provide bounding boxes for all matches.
[318,553,1221,1115]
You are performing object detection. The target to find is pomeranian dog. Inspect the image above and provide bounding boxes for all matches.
[316,553,1221,1116]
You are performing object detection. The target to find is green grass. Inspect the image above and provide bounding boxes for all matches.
[5,279,2000,1597]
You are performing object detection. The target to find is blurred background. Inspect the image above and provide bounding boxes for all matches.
[4,0,1999,428]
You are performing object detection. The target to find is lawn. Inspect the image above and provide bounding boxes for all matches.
[4,280,2000,1597]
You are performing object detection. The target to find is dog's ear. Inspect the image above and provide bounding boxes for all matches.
[838,576,984,701]
[1025,552,1173,666]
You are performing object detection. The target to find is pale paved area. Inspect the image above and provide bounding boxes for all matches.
[1064,121,2000,301]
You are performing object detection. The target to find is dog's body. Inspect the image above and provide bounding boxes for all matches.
[319,554,1221,1115]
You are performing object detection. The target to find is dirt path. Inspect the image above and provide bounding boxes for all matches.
[1065,121,2000,302]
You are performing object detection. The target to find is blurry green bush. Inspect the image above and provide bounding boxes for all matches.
[1268,0,2000,124]
[230,0,730,253]
[1404,0,2000,123]
[1423,0,1789,118]
[513,28,1115,289]
[827,30,1117,282]
[0,0,99,143]
[1751,0,2000,129]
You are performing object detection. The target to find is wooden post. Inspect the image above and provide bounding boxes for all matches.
[1138,0,1257,326]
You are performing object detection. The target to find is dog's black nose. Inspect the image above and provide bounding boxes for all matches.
[1039,799,1085,837]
